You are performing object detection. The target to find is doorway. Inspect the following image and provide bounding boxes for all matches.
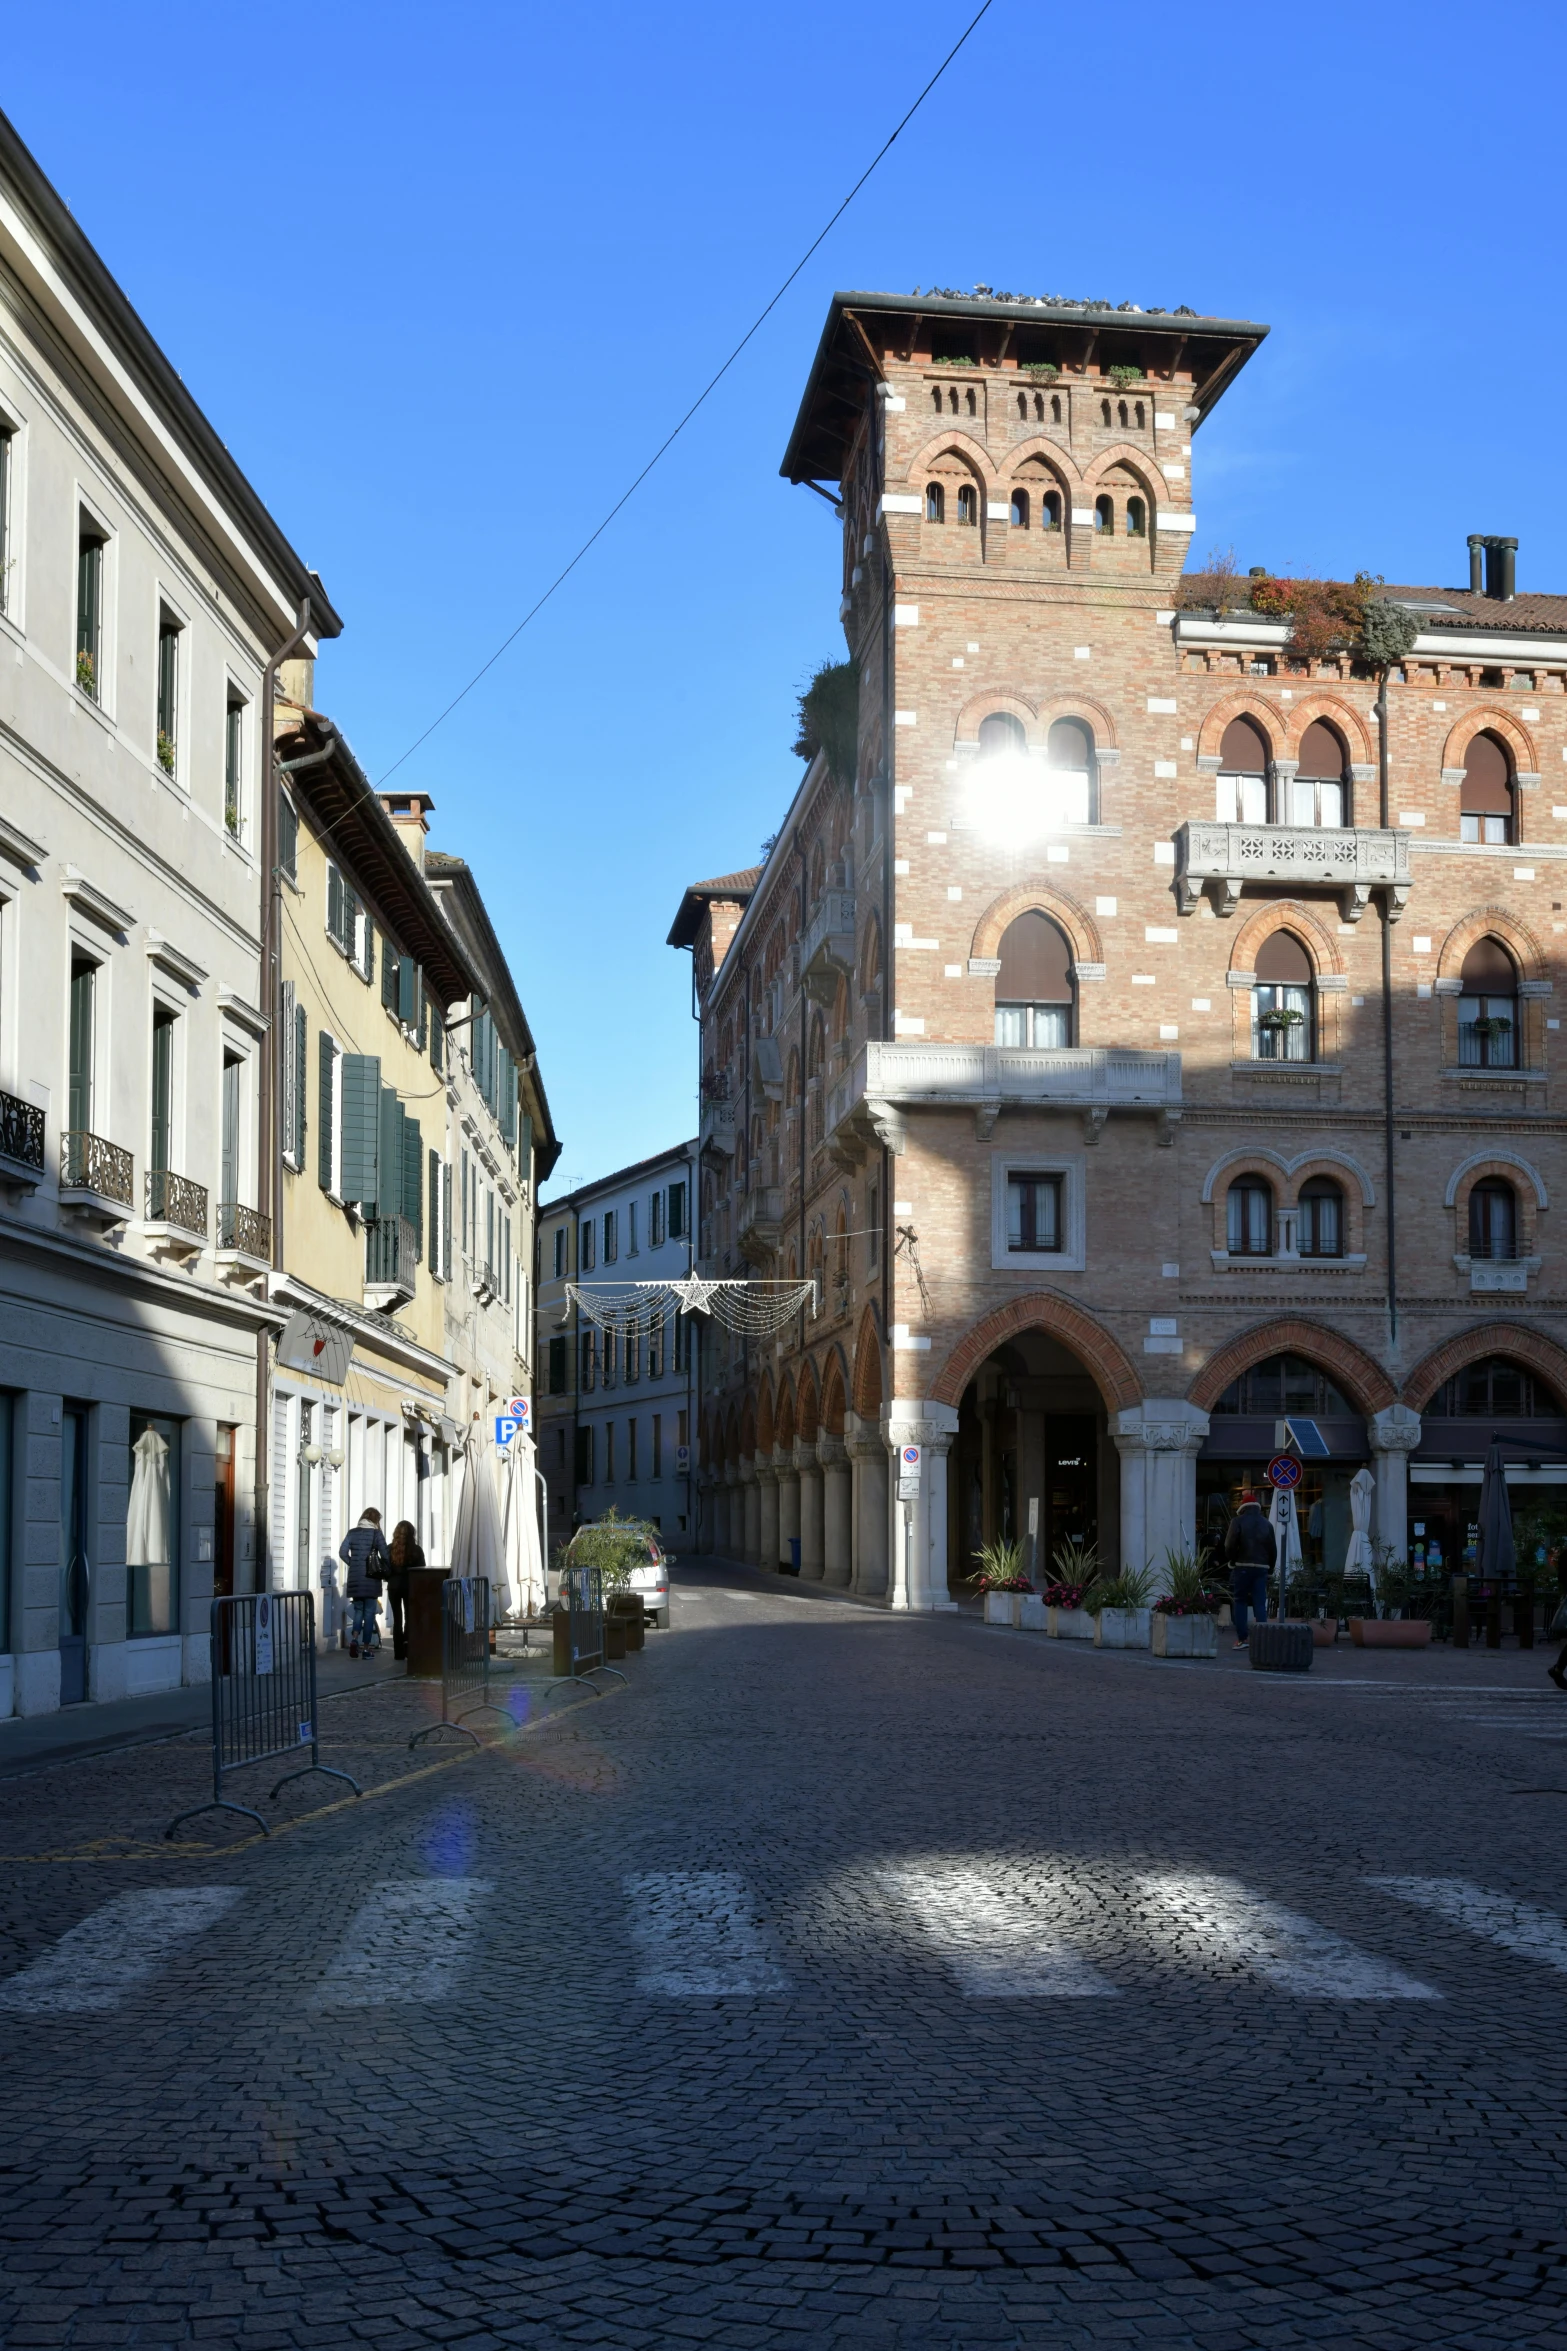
[214,1425,236,1599]
[60,1403,90,1705]
[950,1335,1112,1592]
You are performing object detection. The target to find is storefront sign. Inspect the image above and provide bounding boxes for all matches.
[277,1310,354,1388]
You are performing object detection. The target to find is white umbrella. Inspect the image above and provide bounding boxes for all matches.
[1344,1464,1376,1604]
[450,1434,506,1617]
[499,1435,546,1620]
[1269,1480,1303,1595]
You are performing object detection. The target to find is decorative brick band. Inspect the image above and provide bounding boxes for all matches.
[1402,1322,1567,1413]
[1186,1316,1397,1414]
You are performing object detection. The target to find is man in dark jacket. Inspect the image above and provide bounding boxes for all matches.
[1225,1489,1277,1649]
[340,1509,392,1657]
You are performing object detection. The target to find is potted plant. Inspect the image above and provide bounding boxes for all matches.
[1350,1546,1431,1647]
[1151,1544,1221,1659]
[1091,1562,1156,1649]
[1044,1538,1100,1639]
[1257,1007,1305,1033]
[970,1537,1032,1627]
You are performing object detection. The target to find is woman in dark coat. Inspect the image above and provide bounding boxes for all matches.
[387,1520,425,1662]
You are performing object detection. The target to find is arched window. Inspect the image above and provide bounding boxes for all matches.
[1045,716,1094,825]
[1461,731,1515,844]
[1135,400,1145,427]
[1100,399,1111,426]
[1458,937,1518,1067]
[965,386,977,416]
[956,483,978,527]
[1292,720,1349,828]
[1216,714,1270,825]
[1227,1176,1273,1256]
[1436,1355,1560,1417]
[1126,496,1146,538]
[1010,488,1029,529]
[1253,930,1313,1062]
[1469,1178,1518,1261]
[978,711,1027,754]
[1033,392,1045,420]
[925,481,945,524]
[1213,1354,1350,1415]
[1042,489,1062,532]
[1094,495,1113,532]
[1298,1177,1343,1258]
[1117,400,1129,427]
[1016,391,1027,421]
[994,910,1074,1048]
[1051,393,1062,423]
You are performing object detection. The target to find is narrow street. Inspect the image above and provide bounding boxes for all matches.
[2,1571,1566,2349]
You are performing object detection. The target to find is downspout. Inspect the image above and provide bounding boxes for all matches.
[798,838,808,1344]
[879,510,894,1386]
[253,597,312,1595]
[1376,667,1398,1352]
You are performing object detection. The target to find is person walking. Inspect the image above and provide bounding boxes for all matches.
[340,1508,391,1658]
[1225,1487,1277,1650]
[386,1520,424,1662]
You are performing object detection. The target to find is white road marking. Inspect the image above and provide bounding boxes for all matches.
[880,1867,1115,1997]
[1369,1877,1567,1973]
[312,1878,492,2005]
[0,1887,242,2013]
[626,1871,787,1994]
[1135,1871,1438,1999]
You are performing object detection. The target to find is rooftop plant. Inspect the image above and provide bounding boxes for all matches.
[1179,554,1421,666]
[1106,363,1142,386]
[793,659,859,785]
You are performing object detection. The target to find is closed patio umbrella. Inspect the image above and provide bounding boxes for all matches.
[499,1435,546,1620]
[1344,1465,1376,1603]
[1476,1438,1516,1585]
[450,1433,506,1618]
[1269,1479,1303,1598]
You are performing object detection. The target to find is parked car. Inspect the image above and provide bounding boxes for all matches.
[564,1519,672,1628]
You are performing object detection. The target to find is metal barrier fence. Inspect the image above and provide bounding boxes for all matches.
[548,1559,628,1697]
[409,1577,513,1747]
[166,1592,361,1839]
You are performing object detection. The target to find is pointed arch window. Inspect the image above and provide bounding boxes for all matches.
[1126,496,1147,538]
[1458,937,1518,1067]
[994,910,1074,1048]
[1009,487,1029,529]
[1291,720,1350,828]
[1253,930,1313,1062]
[925,482,945,524]
[1042,488,1062,531]
[1216,714,1270,825]
[956,483,978,527]
[1461,731,1515,844]
[1094,494,1113,532]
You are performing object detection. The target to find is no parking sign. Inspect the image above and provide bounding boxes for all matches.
[898,1443,921,1501]
[1267,1453,1303,1492]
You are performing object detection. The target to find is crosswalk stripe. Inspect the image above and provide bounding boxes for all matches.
[311,1878,492,2006]
[1134,1871,1438,1999]
[625,1871,787,1994]
[1368,1877,1567,1973]
[880,1867,1115,1997]
[0,1887,241,2013]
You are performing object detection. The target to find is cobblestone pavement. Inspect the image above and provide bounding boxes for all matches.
[3,1569,1567,2349]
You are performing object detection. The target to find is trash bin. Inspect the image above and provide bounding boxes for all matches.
[405,1568,447,1677]
[788,1538,801,1573]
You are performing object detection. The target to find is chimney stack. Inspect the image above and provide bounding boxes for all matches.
[1468,534,1518,601]
[380,791,434,873]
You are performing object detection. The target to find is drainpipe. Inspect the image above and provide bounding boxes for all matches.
[253,596,312,1596]
[1376,666,1398,1351]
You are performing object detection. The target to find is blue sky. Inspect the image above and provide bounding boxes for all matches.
[9,0,1561,1194]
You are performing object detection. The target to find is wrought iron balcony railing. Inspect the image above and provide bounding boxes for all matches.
[145,1167,208,1238]
[365,1212,419,1304]
[0,1089,45,1174]
[217,1201,271,1259]
[62,1128,134,1206]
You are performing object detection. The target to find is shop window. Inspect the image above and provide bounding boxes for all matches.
[1253,929,1314,1061]
[128,1411,181,1639]
[1290,720,1350,828]
[1460,730,1515,844]
[1212,1354,1352,1416]
[1458,937,1518,1067]
[994,910,1074,1047]
[1226,1176,1273,1255]
[1434,1356,1560,1417]
[1298,1177,1344,1258]
[1468,1177,1518,1261]
[1215,715,1270,824]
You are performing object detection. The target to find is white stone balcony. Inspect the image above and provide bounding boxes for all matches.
[737,1184,785,1261]
[1174,821,1410,922]
[828,1040,1183,1153]
[700,1094,737,1157]
[800,888,856,1006]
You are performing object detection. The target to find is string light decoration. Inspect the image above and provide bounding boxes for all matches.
[565,1278,818,1338]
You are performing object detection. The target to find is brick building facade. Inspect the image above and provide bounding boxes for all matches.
[671,289,1567,1606]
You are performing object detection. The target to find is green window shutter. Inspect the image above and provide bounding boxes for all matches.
[430,1004,443,1074]
[339,1054,381,1209]
[398,956,417,1027]
[361,908,375,988]
[442,1163,453,1282]
[402,1115,423,1256]
[428,1148,440,1272]
[294,1003,308,1167]
[378,1087,402,1225]
[498,1046,515,1143]
[327,865,343,944]
[280,796,298,881]
[520,1113,533,1174]
[318,1034,335,1190]
[279,982,297,1161]
[382,940,399,1014]
[416,971,428,1053]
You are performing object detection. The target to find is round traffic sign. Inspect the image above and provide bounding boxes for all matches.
[901,1445,921,1468]
[1267,1453,1303,1491]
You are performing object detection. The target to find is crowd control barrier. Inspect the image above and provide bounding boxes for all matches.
[548,1560,628,1698]
[409,1577,512,1748]
[166,1592,361,1839]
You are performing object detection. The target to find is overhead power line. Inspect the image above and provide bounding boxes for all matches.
[375,0,999,786]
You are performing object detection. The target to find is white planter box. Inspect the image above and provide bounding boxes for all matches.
[984,1592,1022,1627]
[1048,1607,1096,1640]
[1151,1611,1218,1659]
[1095,1607,1152,1649]
[1018,1595,1047,1631]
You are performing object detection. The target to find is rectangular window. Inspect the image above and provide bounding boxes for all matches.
[648,1315,664,1381]
[428,1148,442,1274]
[605,1422,616,1483]
[1006,1172,1063,1253]
[582,1328,597,1392]
[628,1419,638,1480]
[221,1052,241,1208]
[626,1329,640,1383]
[150,1005,175,1173]
[460,1148,470,1253]
[1253,984,1311,1063]
[0,424,13,619]
[668,1181,686,1240]
[549,1335,568,1394]
[554,1226,566,1279]
[628,1201,639,1256]
[156,612,180,776]
[318,1033,338,1192]
[279,792,298,881]
[575,1424,593,1485]
[127,1409,181,1638]
[652,1413,662,1477]
[224,695,244,838]
[442,1162,452,1281]
[604,1328,618,1390]
[1215,771,1268,825]
[76,516,104,699]
[673,1311,689,1375]
[1458,992,1518,1068]
[68,954,95,1135]
[650,1190,664,1247]
[580,1218,595,1271]
[603,1209,617,1264]
[677,1409,688,1449]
